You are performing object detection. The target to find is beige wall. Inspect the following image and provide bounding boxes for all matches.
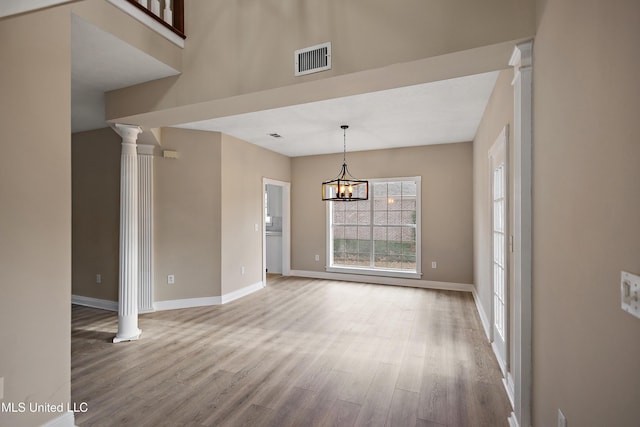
[72,128,120,302]
[71,0,182,71]
[533,1,640,426]
[153,129,291,301]
[154,128,223,301]
[221,134,291,294]
[472,69,515,359]
[71,127,291,303]
[105,0,535,126]
[291,143,473,284]
[0,7,72,427]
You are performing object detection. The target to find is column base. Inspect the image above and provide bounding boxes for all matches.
[113,329,142,343]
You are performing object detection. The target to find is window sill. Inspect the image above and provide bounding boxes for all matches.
[326,266,422,280]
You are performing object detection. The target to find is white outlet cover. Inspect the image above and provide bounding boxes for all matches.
[168,274,175,284]
[621,271,640,319]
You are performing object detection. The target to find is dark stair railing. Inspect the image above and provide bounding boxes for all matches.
[126,0,185,39]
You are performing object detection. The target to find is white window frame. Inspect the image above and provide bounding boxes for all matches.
[326,176,422,279]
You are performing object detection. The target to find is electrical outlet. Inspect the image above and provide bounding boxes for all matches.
[315,255,320,262]
[96,273,101,284]
[241,266,246,275]
[432,261,437,269]
[167,274,175,284]
[557,409,567,427]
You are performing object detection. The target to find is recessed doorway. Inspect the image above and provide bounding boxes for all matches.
[262,178,291,285]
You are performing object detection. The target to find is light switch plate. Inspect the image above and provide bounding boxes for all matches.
[621,271,640,319]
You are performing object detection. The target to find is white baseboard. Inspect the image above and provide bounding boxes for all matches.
[154,281,265,311]
[289,270,474,292]
[492,341,508,376]
[471,290,515,413]
[472,289,492,340]
[154,296,221,311]
[41,411,76,427]
[221,281,264,304]
[504,371,515,408]
[71,295,117,312]
[507,412,520,427]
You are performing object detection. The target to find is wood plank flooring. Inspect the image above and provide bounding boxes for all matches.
[71,277,511,426]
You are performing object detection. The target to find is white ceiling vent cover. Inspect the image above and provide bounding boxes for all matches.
[295,42,331,76]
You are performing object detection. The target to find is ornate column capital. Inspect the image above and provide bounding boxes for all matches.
[114,124,143,144]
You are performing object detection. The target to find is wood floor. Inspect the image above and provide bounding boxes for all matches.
[71,277,511,427]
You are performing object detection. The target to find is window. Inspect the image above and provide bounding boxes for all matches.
[327,177,421,278]
[264,191,271,224]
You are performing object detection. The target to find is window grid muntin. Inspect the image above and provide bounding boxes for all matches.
[330,178,419,274]
[493,164,506,339]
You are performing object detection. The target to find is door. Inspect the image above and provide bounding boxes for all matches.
[490,127,508,374]
[262,178,291,285]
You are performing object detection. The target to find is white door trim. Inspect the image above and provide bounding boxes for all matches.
[262,178,291,285]
[508,39,533,427]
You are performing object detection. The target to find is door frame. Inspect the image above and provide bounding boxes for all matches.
[262,178,291,285]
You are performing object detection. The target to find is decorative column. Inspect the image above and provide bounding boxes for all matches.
[113,124,143,343]
[138,144,155,313]
[508,40,533,427]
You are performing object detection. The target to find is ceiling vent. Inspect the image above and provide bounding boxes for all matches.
[295,42,331,76]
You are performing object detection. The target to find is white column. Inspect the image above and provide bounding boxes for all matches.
[138,144,155,313]
[114,124,143,343]
[508,40,533,427]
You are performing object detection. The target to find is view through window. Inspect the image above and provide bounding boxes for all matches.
[329,177,420,276]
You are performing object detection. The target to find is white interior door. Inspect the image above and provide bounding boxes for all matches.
[490,128,508,375]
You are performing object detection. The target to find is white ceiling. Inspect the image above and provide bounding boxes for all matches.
[174,71,499,157]
[71,14,180,133]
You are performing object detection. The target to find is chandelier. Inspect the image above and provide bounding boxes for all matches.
[321,125,369,201]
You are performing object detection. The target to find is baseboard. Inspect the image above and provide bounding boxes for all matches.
[154,296,221,311]
[41,411,76,427]
[221,281,264,304]
[507,412,520,427]
[504,371,515,408]
[472,289,492,340]
[71,295,117,312]
[154,281,265,311]
[289,270,474,292]
[492,341,508,376]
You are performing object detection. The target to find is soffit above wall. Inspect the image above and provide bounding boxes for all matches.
[71,14,180,133]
